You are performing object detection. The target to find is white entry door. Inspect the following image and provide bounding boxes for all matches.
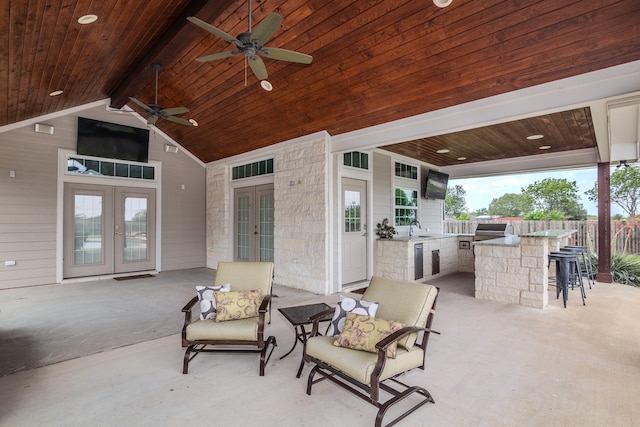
[341,178,368,285]
[63,183,156,278]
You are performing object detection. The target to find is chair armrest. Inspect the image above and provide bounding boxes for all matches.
[309,307,335,337]
[375,326,440,353]
[259,294,272,313]
[181,295,199,347]
[182,295,199,313]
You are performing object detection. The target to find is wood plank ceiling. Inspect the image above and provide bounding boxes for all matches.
[2,0,640,165]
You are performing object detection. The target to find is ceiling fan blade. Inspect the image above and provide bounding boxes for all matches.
[163,115,194,126]
[251,13,283,45]
[261,47,313,64]
[196,50,238,62]
[187,16,240,45]
[147,115,159,126]
[161,107,189,116]
[248,55,268,80]
[129,97,153,112]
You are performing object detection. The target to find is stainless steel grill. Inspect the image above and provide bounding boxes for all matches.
[474,223,513,241]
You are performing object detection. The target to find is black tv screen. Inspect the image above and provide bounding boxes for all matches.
[77,117,150,163]
[424,170,449,200]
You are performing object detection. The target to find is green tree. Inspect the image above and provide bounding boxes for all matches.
[522,178,587,220]
[472,207,489,217]
[445,185,467,218]
[523,210,566,221]
[487,193,533,217]
[585,165,640,217]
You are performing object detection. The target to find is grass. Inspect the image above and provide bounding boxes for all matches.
[590,253,640,287]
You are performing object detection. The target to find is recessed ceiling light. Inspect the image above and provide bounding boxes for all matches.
[49,90,63,97]
[260,80,273,91]
[78,14,98,25]
[527,134,544,140]
[539,145,551,150]
[457,156,467,161]
[188,118,198,126]
[436,149,450,154]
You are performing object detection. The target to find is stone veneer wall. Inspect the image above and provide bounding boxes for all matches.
[272,136,330,294]
[205,135,330,295]
[474,237,549,309]
[457,236,475,273]
[205,164,231,267]
[375,237,459,282]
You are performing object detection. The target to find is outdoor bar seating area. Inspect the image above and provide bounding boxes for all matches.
[473,229,591,309]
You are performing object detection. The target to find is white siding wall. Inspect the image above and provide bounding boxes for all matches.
[0,104,206,289]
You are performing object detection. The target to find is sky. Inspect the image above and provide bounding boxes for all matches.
[450,166,624,217]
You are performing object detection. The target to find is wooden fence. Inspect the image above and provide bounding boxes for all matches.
[444,220,640,255]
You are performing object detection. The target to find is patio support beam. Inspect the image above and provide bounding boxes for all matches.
[596,162,613,283]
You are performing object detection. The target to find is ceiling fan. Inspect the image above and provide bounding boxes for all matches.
[128,63,194,126]
[187,0,312,81]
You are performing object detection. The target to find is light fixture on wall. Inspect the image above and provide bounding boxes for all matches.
[433,0,453,7]
[34,123,54,135]
[164,144,179,153]
[617,160,630,168]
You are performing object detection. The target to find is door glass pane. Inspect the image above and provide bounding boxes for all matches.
[124,197,147,261]
[74,195,103,265]
[259,194,274,262]
[237,196,250,260]
[344,190,361,232]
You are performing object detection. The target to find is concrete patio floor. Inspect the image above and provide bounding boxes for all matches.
[0,269,638,426]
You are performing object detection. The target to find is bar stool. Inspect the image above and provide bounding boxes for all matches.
[563,245,595,288]
[548,252,586,308]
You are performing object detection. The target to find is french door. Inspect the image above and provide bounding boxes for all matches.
[234,184,274,262]
[63,183,156,278]
[342,178,368,285]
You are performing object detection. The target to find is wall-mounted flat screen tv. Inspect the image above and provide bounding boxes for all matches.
[77,117,150,163]
[424,170,449,200]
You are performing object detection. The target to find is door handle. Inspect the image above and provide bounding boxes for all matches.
[115,232,125,235]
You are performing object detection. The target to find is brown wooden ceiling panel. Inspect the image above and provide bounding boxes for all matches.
[380,108,598,166]
[2,0,640,165]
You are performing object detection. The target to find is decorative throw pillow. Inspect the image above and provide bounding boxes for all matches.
[333,312,405,358]
[326,295,379,336]
[214,289,262,322]
[196,284,231,320]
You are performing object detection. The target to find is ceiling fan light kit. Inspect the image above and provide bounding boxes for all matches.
[188,0,312,87]
[433,0,453,7]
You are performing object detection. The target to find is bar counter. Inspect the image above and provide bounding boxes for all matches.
[474,229,577,309]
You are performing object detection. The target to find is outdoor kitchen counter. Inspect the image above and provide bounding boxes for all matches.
[472,235,521,246]
[474,229,578,309]
[375,234,471,282]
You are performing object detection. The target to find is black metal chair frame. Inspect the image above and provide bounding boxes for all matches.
[304,290,439,427]
[181,269,277,376]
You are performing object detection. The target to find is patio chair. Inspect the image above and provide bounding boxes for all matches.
[304,276,439,427]
[181,261,277,375]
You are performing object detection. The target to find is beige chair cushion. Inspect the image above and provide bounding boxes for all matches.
[214,261,273,296]
[186,317,260,341]
[306,336,424,385]
[362,277,438,350]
